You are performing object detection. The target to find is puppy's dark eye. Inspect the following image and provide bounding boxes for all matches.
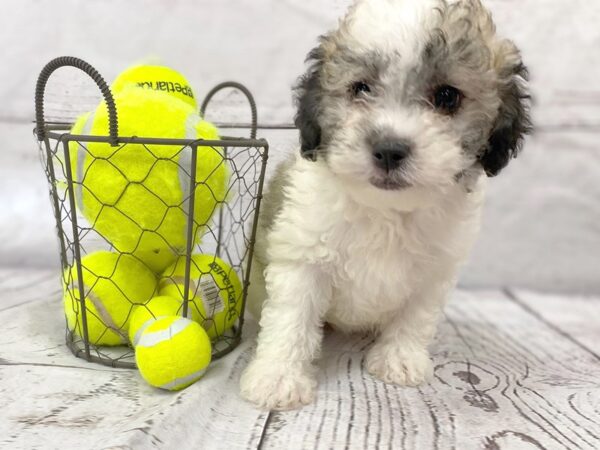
[351,81,371,97]
[432,85,462,114]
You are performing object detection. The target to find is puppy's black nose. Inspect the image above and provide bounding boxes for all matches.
[372,141,411,172]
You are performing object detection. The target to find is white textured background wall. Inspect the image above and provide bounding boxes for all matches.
[0,0,599,293]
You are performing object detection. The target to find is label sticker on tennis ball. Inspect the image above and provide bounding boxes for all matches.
[198,276,225,314]
[207,261,239,321]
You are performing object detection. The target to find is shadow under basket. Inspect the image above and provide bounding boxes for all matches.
[35,56,269,368]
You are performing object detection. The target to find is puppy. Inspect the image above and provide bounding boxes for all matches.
[241,0,530,410]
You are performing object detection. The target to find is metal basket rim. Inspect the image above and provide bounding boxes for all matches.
[65,328,243,370]
[39,129,269,149]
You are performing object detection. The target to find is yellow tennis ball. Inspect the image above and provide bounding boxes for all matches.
[68,90,229,274]
[61,111,92,192]
[70,111,91,136]
[111,64,197,108]
[135,316,212,391]
[128,295,188,346]
[63,251,157,346]
[158,254,243,340]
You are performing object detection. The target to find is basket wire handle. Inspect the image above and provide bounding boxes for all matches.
[200,81,258,139]
[35,56,119,146]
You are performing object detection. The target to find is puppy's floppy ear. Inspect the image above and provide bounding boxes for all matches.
[294,46,324,161]
[480,43,532,177]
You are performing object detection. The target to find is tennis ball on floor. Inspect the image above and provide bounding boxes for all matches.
[129,295,189,346]
[69,90,229,274]
[63,251,157,346]
[111,64,197,108]
[135,316,212,391]
[158,254,243,340]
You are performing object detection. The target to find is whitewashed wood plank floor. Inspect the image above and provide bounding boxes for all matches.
[0,268,598,450]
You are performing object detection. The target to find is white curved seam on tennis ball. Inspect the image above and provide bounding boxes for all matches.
[160,367,208,390]
[168,274,224,315]
[178,113,198,226]
[162,276,198,299]
[162,275,218,320]
[132,315,170,347]
[68,281,127,342]
[136,317,191,348]
[75,112,95,213]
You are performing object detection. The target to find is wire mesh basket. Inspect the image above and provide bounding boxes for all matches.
[35,57,269,368]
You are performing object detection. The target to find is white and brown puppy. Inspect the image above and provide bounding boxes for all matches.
[241,0,530,410]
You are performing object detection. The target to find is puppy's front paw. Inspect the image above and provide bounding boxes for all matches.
[366,343,433,386]
[240,358,316,410]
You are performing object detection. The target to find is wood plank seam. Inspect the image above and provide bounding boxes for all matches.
[256,411,274,450]
[503,288,600,361]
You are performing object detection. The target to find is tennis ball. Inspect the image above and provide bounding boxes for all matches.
[111,65,197,108]
[68,112,190,275]
[64,251,157,346]
[135,316,211,391]
[68,90,229,274]
[70,111,91,136]
[128,295,189,346]
[158,254,243,340]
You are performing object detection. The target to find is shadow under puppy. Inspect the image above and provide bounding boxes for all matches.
[241,0,531,410]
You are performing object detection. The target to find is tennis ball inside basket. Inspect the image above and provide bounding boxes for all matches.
[129,295,188,346]
[63,251,157,346]
[135,316,212,391]
[68,90,229,274]
[159,254,243,340]
[111,64,197,108]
